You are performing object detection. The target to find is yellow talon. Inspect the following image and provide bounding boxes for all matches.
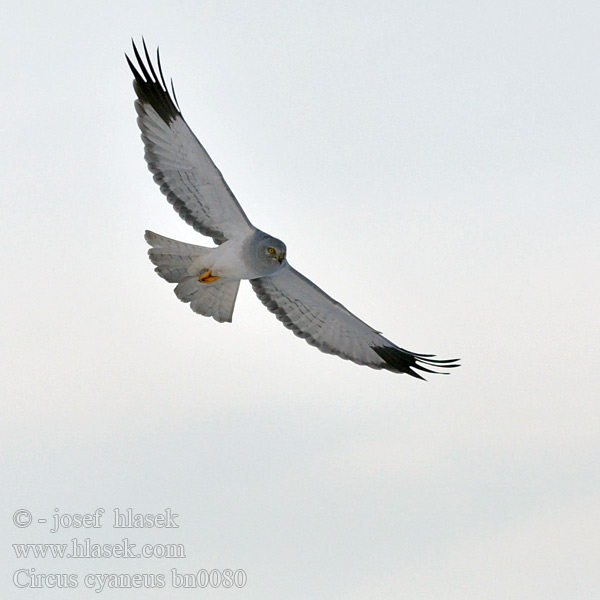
[198,270,220,283]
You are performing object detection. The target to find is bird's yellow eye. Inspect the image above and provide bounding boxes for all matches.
[268,247,275,254]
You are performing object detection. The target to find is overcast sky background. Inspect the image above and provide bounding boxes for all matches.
[2,1,599,598]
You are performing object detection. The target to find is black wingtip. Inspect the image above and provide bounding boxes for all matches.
[371,345,460,380]
[126,38,181,124]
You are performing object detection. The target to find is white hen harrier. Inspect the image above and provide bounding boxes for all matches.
[127,40,459,379]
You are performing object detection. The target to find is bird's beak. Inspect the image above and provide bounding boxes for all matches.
[277,252,285,263]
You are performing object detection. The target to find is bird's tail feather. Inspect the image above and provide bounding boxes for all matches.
[174,276,240,323]
[145,230,240,323]
[145,230,209,283]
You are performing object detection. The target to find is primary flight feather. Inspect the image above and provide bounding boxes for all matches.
[127,40,460,379]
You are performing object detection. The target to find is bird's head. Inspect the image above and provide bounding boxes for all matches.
[251,232,287,274]
[262,236,287,265]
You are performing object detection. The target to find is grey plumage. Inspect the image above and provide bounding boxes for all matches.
[128,40,460,379]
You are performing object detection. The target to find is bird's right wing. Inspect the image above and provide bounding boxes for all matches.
[251,264,460,379]
[127,40,255,245]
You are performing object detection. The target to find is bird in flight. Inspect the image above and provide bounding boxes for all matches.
[126,40,460,379]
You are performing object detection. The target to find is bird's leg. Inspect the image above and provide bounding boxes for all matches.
[198,269,220,284]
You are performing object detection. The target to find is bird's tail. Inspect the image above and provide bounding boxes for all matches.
[145,230,240,323]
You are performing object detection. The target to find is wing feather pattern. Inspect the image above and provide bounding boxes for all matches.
[127,40,254,244]
[251,265,460,379]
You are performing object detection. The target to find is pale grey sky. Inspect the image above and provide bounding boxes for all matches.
[2,1,599,598]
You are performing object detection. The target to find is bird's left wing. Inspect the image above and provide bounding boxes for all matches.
[127,40,255,245]
[251,265,460,379]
